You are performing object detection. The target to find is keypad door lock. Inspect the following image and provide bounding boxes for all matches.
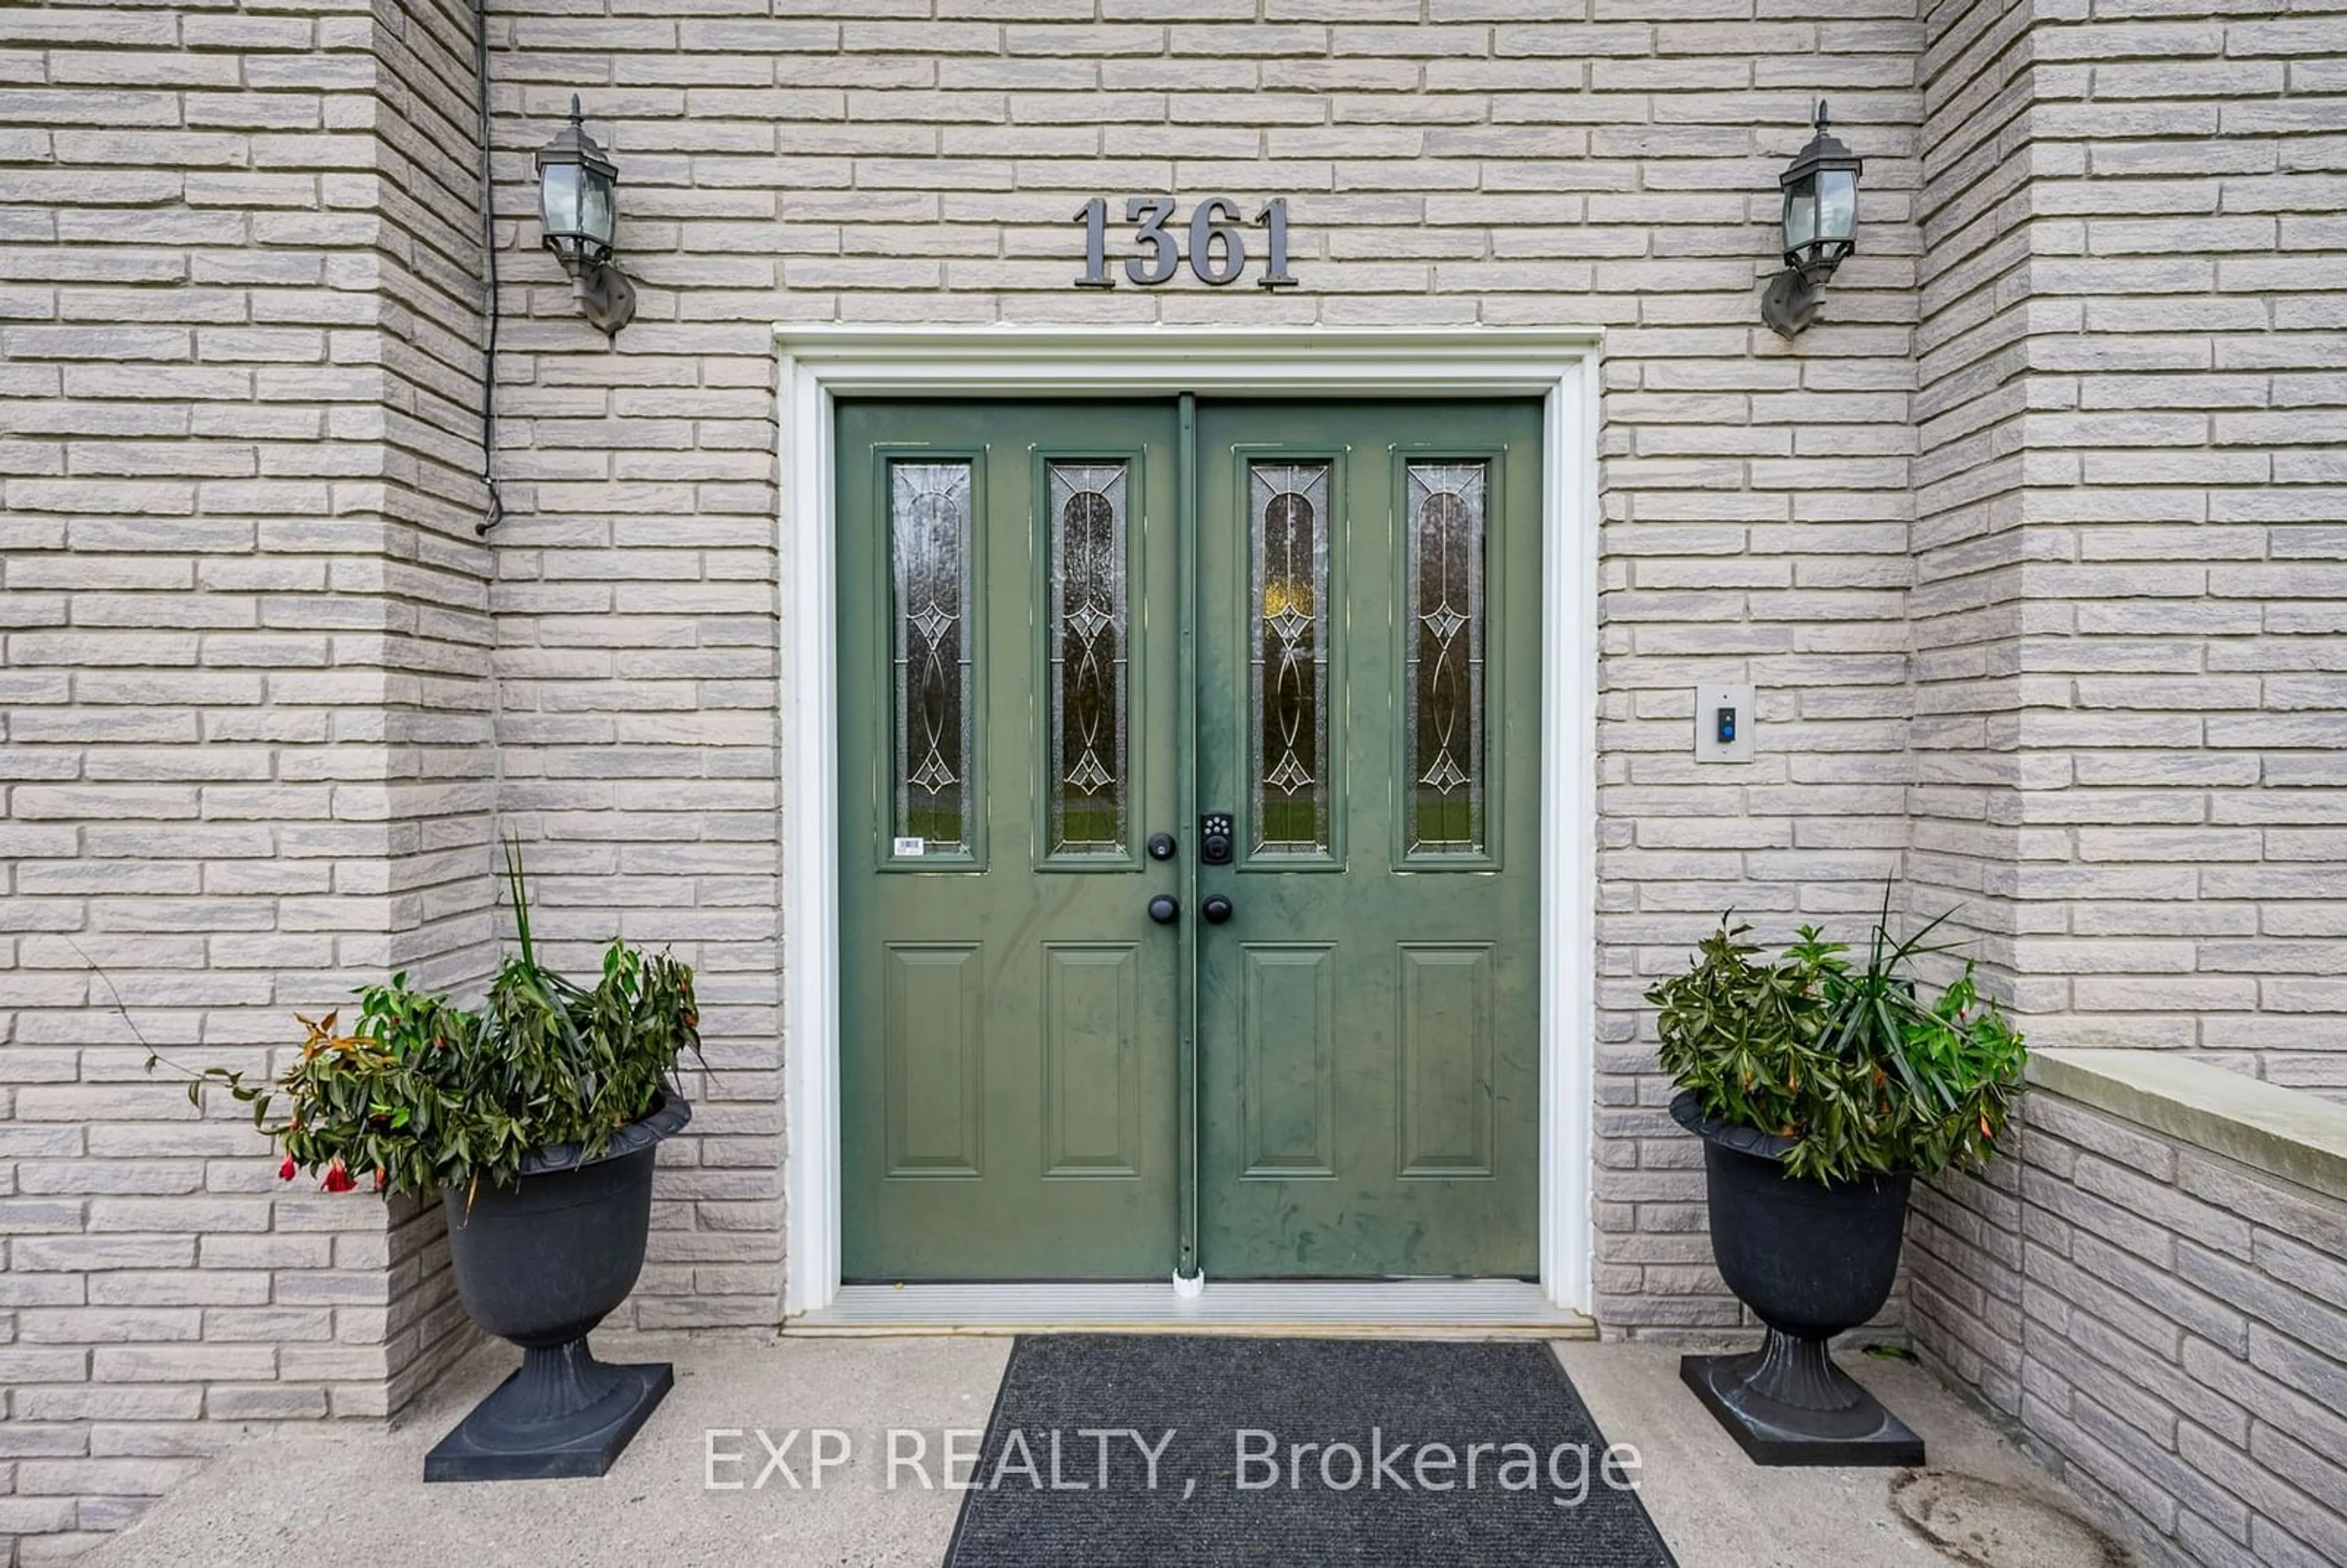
[1200,812,1234,866]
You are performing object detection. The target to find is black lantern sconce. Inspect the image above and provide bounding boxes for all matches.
[535,95,636,337]
[1761,102,1863,339]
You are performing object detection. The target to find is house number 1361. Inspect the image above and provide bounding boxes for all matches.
[1074,197,1298,290]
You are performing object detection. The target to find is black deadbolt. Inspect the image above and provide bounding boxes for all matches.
[1147,894,1180,925]
[1200,812,1234,866]
[1202,895,1234,925]
[1147,832,1178,862]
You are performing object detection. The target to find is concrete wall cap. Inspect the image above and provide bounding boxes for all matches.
[2027,1049,2347,1204]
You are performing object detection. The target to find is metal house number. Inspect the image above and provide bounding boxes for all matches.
[1074,197,1299,290]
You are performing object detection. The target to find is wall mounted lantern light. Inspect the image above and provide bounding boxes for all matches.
[535,95,636,337]
[1761,102,1863,339]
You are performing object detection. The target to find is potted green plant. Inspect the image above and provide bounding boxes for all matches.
[159,844,702,1481]
[1647,892,2026,1465]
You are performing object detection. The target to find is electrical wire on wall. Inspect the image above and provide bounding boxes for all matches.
[472,0,506,537]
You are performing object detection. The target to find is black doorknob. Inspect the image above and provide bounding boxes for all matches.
[1147,894,1180,925]
[1202,895,1234,925]
[1147,832,1178,862]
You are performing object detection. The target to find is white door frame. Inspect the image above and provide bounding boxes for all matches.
[776,326,1603,1319]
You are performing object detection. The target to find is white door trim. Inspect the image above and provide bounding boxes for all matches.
[776,326,1603,1320]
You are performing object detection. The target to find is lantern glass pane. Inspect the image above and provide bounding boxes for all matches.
[539,160,582,241]
[1818,168,1857,244]
[1782,172,1817,255]
[579,170,616,253]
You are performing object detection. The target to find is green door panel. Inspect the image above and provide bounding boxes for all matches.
[837,398,1181,1281]
[1195,400,1544,1279]
[836,397,1543,1283]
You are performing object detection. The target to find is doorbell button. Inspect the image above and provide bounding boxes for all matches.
[1694,683,1755,764]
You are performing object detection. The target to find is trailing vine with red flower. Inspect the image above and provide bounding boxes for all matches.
[152,842,702,1205]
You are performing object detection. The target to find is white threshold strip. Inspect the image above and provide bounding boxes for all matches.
[787,1280,1595,1338]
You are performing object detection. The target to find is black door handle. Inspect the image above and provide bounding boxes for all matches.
[1147,894,1180,925]
[1202,895,1233,925]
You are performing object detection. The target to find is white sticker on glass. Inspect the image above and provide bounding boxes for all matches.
[892,837,925,858]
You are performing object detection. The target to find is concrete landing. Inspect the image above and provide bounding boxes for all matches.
[75,1334,1008,1568]
[1554,1343,2139,1568]
[73,1335,2137,1568]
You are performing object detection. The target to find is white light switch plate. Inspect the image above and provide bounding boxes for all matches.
[1694,683,1755,764]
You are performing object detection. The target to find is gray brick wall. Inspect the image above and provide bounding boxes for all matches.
[370,0,498,1421]
[2010,3,2347,1085]
[3,0,2346,1558]
[1909,0,2033,994]
[473,0,1934,1343]
[1911,1070,2347,1566]
[1908,0,2347,1083]
[0,0,491,1557]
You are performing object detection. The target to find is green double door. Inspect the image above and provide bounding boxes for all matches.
[837,397,1541,1283]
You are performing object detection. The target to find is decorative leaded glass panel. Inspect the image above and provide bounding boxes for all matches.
[1405,461,1486,856]
[1249,461,1331,856]
[890,461,974,855]
[1047,461,1129,857]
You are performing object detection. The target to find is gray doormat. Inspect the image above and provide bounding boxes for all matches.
[942,1335,1679,1567]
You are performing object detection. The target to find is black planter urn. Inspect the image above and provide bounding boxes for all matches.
[424,1093,691,1483]
[1671,1090,1924,1467]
